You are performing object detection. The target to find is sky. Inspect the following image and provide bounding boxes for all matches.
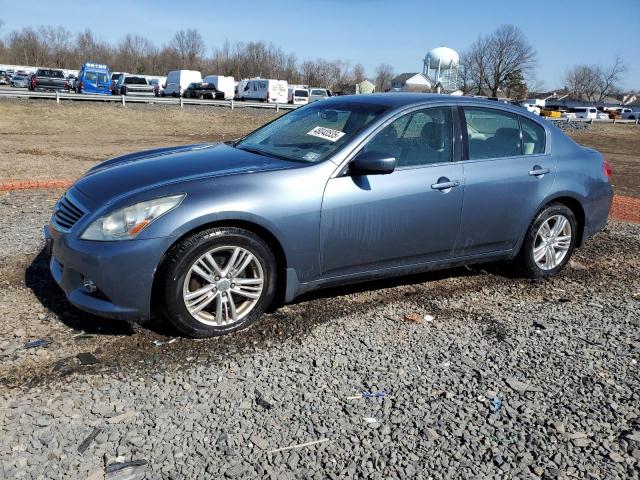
[1,0,639,90]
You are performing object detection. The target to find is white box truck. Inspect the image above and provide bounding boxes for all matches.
[163,70,202,97]
[203,75,235,100]
[242,79,288,103]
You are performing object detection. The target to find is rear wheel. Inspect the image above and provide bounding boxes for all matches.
[162,227,276,337]
[516,203,577,278]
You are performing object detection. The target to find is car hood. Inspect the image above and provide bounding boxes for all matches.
[74,143,300,206]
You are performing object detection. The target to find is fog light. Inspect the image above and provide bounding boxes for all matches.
[83,277,97,293]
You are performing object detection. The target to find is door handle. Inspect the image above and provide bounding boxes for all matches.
[529,167,550,176]
[431,180,460,190]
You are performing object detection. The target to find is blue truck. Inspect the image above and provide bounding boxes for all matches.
[75,63,112,95]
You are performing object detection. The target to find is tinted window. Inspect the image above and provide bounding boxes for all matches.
[37,69,64,78]
[520,117,545,155]
[97,73,109,83]
[236,101,390,163]
[85,71,97,83]
[124,76,147,85]
[294,89,308,97]
[363,107,453,167]
[464,107,522,159]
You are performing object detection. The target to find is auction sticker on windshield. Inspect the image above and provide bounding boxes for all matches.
[307,126,346,142]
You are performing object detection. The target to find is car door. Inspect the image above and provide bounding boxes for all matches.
[320,106,464,277]
[457,107,555,256]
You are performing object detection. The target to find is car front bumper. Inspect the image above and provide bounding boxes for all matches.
[45,224,174,321]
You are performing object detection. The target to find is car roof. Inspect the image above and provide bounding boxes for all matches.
[324,93,543,120]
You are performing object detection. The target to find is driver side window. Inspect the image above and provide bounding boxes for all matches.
[362,107,453,168]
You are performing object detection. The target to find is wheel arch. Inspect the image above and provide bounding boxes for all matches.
[522,194,586,250]
[544,195,586,247]
[150,219,289,318]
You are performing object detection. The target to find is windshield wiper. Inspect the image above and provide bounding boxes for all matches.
[236,144,310,163]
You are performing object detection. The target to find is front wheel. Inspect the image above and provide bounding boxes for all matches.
[162,227,277,337]
[516,203,577,278]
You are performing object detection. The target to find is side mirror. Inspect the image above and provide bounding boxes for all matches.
[350,151,396,175]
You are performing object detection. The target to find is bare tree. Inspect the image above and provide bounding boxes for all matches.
[596,55,627,101]
[484,25,536,97]
[116,34,157,73]
[459,35,491,95]
[564,56,627,102]
[352,63,366,83]
[39,25,72,67]
[171,29,205,68]
[0,19,5,61]
[564,65,601,101]
[374,63,394,92]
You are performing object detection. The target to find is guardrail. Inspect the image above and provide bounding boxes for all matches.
[0,89,300,111]
[546,116,639,125]
[1,89,638,123]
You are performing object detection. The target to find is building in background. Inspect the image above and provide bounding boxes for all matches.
[390,73,432,92]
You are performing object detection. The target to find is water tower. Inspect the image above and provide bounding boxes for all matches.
[423,46,459,93]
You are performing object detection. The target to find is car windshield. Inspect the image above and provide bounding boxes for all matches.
[235,100,389,163]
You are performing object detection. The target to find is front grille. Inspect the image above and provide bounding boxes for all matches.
[53,194,85,230]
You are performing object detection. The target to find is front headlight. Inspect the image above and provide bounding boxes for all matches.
[80,194,185,241]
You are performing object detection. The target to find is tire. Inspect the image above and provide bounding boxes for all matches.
[162,227,277,338]
[515,203,577,278]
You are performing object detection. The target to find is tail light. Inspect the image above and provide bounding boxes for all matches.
[603,160,613,180]
[78,81,83,92]
[32,77,38,88]
[267,91,270,101]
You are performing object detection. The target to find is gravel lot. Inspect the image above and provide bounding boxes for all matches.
[1,188,639,479]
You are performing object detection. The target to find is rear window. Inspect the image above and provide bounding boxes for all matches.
[37,69,64,78]
[294,89,308,97]
[521,117,546,155]
[97,73,109,83]
[85,71,97,82]
[124,76,148,85]
[311,89,326,96]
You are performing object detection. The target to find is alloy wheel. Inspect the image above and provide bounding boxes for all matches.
[182,246,264,326]
[533,214,572,270]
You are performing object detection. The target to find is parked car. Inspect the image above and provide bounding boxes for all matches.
[235,79,249,100]
[518,100,541,115]
[621,108,638,120]
[67,74,77,91]
[597,112,609,120]
[114,75,154,96]
[45,94,612,338]
[76,63,112,95]
[110,72,125,94]
[0,70,9,85]
[288,86,309,105]
[308,88,332,103]
[163,70,202,97]
[540,108,562,118]
[150,79,163,97]
[202,75,235,100]
[28,68,70,92]
[568,107,598,119]
[241,79,288,103]
[10,73,29,88]
[183,82,225,99]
